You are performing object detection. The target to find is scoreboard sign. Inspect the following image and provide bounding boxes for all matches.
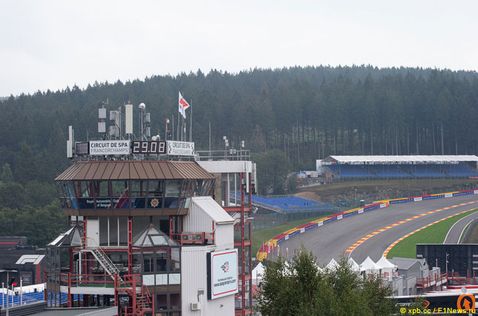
[131,141,167,155]
[72,140,194,157]
[89,140,131,155]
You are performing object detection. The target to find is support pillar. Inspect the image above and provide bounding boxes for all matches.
[67,273,72,308]
[128,216,133,275]
[240,172,246,316]
[114,274,119,309]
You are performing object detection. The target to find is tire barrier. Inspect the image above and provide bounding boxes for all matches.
[256,189,478,262]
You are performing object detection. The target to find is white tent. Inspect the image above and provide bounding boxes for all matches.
[252,262,265,284]
[347,257,360,272]
[360,256,381,273]
[326,258,339,271]
[376,256,397,270]
[376,256,397,280]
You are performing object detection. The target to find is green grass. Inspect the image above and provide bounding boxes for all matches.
[464,222,478,243]
[386,209,478,259]
[253,216,328,255]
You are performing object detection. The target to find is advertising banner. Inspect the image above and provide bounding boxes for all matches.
[89,140,131,155]
[207,249,238,300]
[167,141,195,156]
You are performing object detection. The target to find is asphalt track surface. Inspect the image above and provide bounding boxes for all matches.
[270,194,478,265]
[444,210,478,243]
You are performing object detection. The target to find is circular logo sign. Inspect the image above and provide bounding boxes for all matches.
[150,198,160,208]
[457,293,475,310]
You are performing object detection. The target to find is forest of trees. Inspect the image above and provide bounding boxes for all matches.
[1,65,478,244]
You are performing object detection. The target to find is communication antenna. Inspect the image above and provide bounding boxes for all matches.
[125,103,133,138]
[145,112,151,139]
[109,110,120,139]
[98,103,107,137]
[67,125,74,158]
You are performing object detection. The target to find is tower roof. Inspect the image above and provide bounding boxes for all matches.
[55,160,214,181]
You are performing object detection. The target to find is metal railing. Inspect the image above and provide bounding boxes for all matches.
[171,232,214,245]
[196,149,250,161]
[60,273,114,288]
[416,273,448,288]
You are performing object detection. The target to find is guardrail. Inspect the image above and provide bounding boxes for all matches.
[416,273,448,288]
[59,273,114,288]
[256,188,478,261]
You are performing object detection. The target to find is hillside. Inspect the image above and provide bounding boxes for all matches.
[1,66,478,246]
[1,66,478,187]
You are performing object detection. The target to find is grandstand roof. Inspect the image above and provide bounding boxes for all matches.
[323,155,478,165]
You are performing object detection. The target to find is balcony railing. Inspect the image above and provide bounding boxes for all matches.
[196,149,250,161]
[60,273,115,288]
[416,273,448,288]
[171,232,214,245]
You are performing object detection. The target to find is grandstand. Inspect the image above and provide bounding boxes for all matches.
[318,155,478,180]
[251,195,334,214]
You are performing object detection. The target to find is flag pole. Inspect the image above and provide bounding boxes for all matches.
[171,114,175,140]
[208,121,212,156]
[189,99,193,142]
[176,111,180,141]
[183,116,186,141]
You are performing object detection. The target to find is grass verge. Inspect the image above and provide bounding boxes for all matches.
[252,216,329,255]
[386,209,477,259]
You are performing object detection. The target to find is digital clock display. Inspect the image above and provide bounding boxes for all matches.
[131,141,167,154]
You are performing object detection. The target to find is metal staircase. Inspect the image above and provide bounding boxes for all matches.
[87,247,123,281]
[121,275,153,316]
[82,237,123,282]
[81,239,151,315]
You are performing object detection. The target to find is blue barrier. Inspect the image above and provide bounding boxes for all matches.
[422,195,443,200]
[390,199,413,204]
[453,191,473,197]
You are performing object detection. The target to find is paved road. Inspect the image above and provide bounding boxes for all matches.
[443,210,478,243]
[270,194,478,265]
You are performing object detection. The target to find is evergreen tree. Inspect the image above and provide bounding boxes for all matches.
[0,163,13,182]
[257,250,395,316]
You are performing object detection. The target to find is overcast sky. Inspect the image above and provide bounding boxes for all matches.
[1,0,477,96]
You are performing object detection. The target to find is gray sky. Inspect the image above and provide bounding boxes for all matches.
[1,0,477,96]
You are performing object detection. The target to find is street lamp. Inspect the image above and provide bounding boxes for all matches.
[165,119,170,140]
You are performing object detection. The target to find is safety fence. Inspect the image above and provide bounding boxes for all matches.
[256,189,478,261]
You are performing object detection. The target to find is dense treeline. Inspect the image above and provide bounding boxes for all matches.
[0,164,67,246]
[1,66,478,182]
[0,65,478,243]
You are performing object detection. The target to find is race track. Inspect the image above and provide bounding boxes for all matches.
[444,210,478,243]
[269,194,478,265]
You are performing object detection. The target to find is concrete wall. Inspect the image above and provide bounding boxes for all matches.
[181,246,234,316]
[215,224,234,249]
